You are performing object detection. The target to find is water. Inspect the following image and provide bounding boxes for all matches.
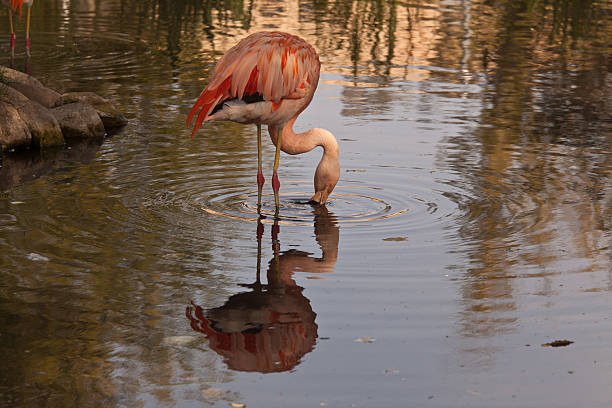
[1,1,610,407]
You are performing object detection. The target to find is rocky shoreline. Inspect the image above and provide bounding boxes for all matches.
[0,66,127,151]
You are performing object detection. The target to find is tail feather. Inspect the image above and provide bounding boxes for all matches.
[190,93,224,138]
[10,0,23,15]
[187,76,232,137]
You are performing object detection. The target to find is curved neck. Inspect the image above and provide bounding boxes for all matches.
[268,117,338,158]
[268,115,340,204]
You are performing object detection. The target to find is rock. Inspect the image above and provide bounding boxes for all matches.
[8,82,61,109]
[0,66,44,88]
[1,66,126,151]
[0,101,32,151]
[0,83,64,148]
[51,102,106,140]
[54,92,127,133]
[0,66,61,108]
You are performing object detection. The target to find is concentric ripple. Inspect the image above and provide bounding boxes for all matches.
[190,179,442,229]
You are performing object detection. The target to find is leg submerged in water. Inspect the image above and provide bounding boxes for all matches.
[256,124,264,212]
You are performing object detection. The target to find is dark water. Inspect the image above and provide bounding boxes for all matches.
[1,1,610,407]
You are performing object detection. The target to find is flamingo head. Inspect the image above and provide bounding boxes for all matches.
[309,129,340,205]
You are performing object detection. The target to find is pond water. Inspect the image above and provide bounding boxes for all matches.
[1,0,610,407]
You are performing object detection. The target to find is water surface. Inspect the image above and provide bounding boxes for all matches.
[1,1,610,407]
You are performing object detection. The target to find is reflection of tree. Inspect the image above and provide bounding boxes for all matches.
[0,0,608,401]
[187,207,339,372]
[440,0,611,353]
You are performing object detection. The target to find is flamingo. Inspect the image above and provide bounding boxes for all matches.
[2,0,33,57]
[187,31,340,213]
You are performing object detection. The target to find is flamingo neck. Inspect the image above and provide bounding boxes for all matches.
[269,116,340,204]
[268,117,338,158]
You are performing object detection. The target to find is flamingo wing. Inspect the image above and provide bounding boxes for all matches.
[187,31,320,137]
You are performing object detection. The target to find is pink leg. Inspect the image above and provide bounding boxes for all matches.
[272,172,280,197]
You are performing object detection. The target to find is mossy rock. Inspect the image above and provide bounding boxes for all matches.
[51,102,106,140]
[0,101,32,151]
[0,66,61,108]
[55,92,127,133]
[0,83,64,149]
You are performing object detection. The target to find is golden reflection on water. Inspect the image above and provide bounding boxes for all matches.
[0,0,611,406]
[439,0,610,352]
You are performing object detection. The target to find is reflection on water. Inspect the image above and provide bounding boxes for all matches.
[439,0,611,358]
[188,207,338,372]
[1,0,611,406]
[0,139,104,191]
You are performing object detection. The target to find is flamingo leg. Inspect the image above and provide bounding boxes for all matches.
[25,5,31,57]
[256,217,264,285]
[9,9,15,58]
[272,128,282,213]
[256,124,264,212]
[271,217,280,269]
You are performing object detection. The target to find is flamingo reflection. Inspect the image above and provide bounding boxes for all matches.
[186,207,339,373]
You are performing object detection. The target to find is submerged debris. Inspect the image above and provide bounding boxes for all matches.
[201,388,227,399]
[542,340,574,347]
[26,252,50,262]
[163,335,197,346]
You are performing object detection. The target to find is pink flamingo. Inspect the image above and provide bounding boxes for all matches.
[2,0,33,57]
[187,31,339,213]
